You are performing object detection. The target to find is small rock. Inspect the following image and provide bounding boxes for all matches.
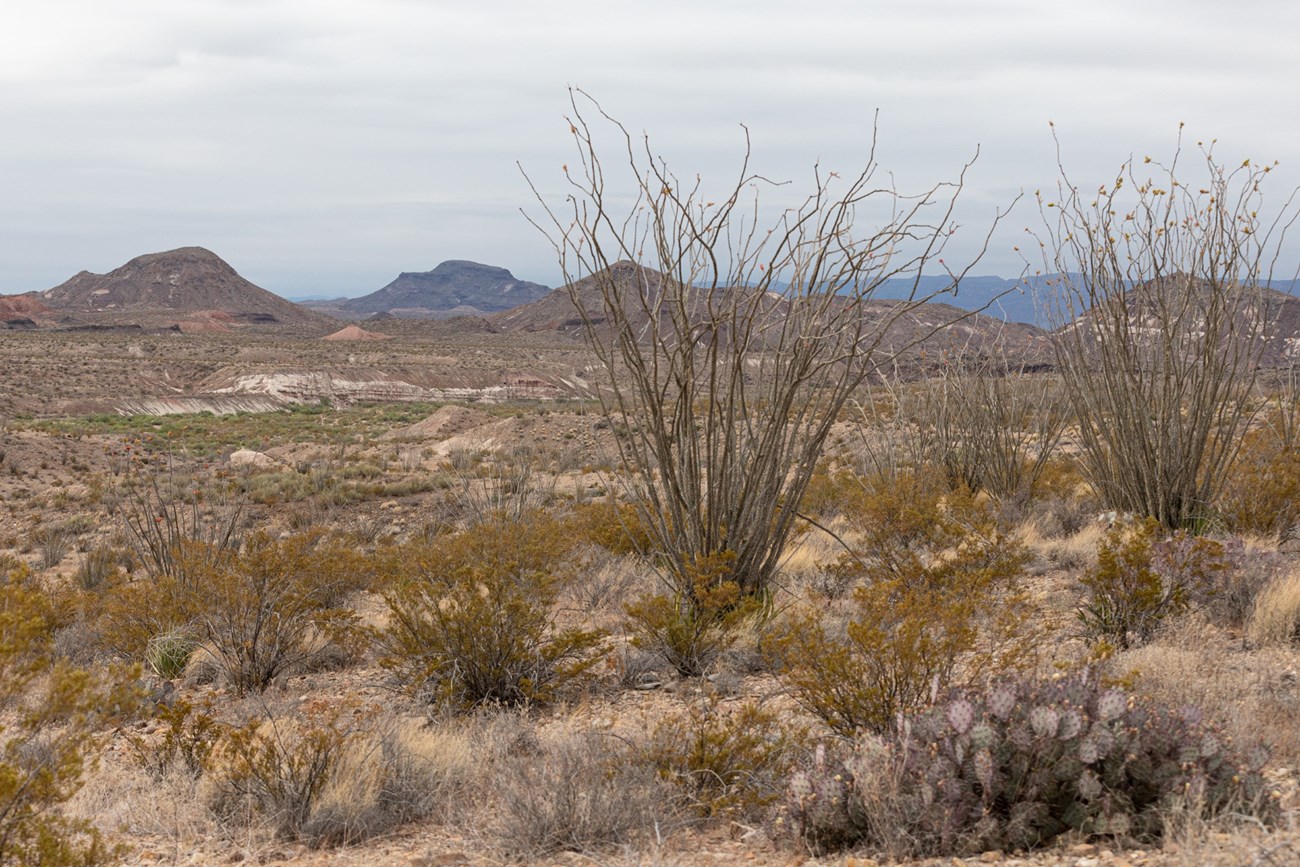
[1069,844,1097,856]
[980,852,1004,863]
[1074,859,1101,867]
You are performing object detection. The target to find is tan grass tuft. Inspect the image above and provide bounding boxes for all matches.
[1249,565,1300,647]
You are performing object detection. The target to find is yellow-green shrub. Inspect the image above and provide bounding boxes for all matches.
[623,550,766,678]
[1076,519,1232,648]
[381,513,605,709]
[643,698,803,820]
[97,531,372,693]
[565,501,655,555]
[1219,422,1300,537]
[0,564,139,866]
[775,473,1032,736]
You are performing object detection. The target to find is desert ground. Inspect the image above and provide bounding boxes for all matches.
[3,321,1300,867]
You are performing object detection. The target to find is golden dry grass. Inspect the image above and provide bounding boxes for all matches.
[1250,565,1300,647]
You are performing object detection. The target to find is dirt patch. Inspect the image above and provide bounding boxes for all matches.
[383,405,497,441]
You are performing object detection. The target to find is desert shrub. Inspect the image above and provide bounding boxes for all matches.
[1026,458,1096,539]
[566,500,655,556]
[183,531,371,694]
[797,462,866,521]
[1076,519,1249,647]
[1188,538,1286,630]
[381,513,605,710]
[643,698,803,820]
[492,731,676,859]
[206,700,365,842]
[33,523,74,570]
[210,696,475,847]
[774,476,1032,736]
[448,445,557,524]
[99,531,370,692]
[561,547,648,617]
[128,695,220,780]
[0,564,139,866]
[777,670,1274,857]
[913,363,1070,506]
[113,450,243,585]
[74,543,123,591]
[1219,415,1300,537]
[95,568,197,662]
[623,550,767,678]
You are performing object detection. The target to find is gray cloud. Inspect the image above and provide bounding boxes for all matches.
[2,0,1297,295]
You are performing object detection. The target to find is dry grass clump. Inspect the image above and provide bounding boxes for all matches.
[300,718,476,847]
[1115,616,1300,765]
[491,729,678,860]
[561,546,652,624]
[1250,565,1300,647]
[204,700,472,847]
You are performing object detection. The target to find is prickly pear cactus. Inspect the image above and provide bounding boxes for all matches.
[777,669,1276,858]
[947,698,975,735]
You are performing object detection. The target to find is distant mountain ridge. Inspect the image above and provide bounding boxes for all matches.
[312,261,550,319]
[489,261,1050,367]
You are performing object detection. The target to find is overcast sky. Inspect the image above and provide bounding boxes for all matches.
[2,0,1297,298]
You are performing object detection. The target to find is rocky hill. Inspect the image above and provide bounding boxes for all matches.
[41,247,332,329]
[0,293,64,329]
[1058,274,1300,367]
[490,261,1049,368]
[313,261,550,319]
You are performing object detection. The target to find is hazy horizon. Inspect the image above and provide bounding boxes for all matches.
[5,1,1299,299]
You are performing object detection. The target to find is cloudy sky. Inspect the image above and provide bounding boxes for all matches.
[2,0,1296,298]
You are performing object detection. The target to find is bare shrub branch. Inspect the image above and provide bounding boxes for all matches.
[1034,129,1300,529]
[522,90,1012,613]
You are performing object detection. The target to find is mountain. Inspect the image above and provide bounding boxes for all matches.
[490,261,1049,367]
[491,260,654,335]
[1061,274,1300,367]
[327,261,550,319]
[41,247,331,328]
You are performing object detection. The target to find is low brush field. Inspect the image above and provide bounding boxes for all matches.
[2,328,1300,867]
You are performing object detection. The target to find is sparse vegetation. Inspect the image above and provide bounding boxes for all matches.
[0,563,139,866]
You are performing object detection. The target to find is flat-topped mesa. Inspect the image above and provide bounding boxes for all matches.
[340,260,550,317]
